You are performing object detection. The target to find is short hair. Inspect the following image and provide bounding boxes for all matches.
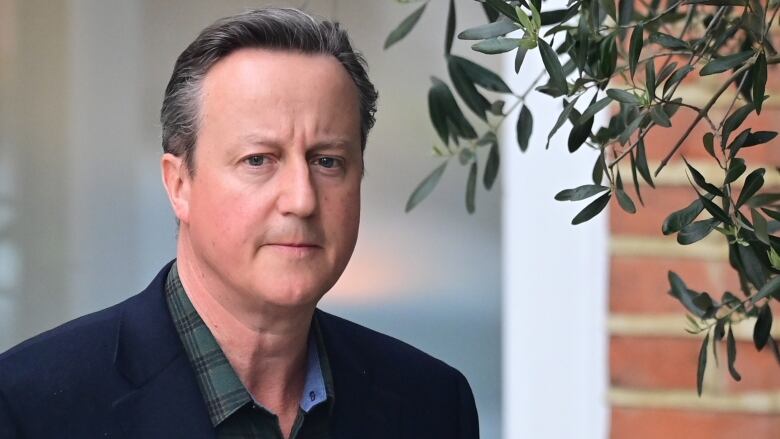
[160,8,378,173]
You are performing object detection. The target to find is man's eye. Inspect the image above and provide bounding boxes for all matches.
[246,155,266,166]
[316,157,339,169]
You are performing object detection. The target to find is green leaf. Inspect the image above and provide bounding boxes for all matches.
[540,8,572,26]
[703,132,717,160]
[684,0,747,4]
[697,333,709,396]
[725,158,746,184]
[618,0,633,26]
[601,0,617,20]
[445,0,456,55]
[568,115,593,153]
[579,96,612,122]
[458,147,475,165]
[753,52,767,114]
[606,89,641,105]
[385,2,427,50]
[447,56,490,120]
[516,105,533,152]
[713,320,725,366]
[635,139,654,188]
[698,193,731,224]
[629,23,644,78]
[592,151,605,185]
[571,192,611,225]
[629,150,644,206]
[727,325,741,381]
[490,100,505,115]
[663,65,693,96]
[515,5,533,31]
[555,184,609,201]
[537,38,568,96]
[649,32,689,50]
[657,62,678,84]
[484,141,500,190]
[742,131,778,148]
[727,129,751,159]
[678,218,719,245]
[650,105,671,127]
[662,198,704,235]
[737,168,766,207]
[618,113,641,145]
[683,157,723,196]
[482,2,499,22]
[466,161,477,214]
[546,97,580,148]
[449,55,512,93]
[721,102,755,148]
[528,1,541,29]
[472,38,521,54]
[483,0,518,22]
[749,193,780,207]
[406,161,447,212]
[514,47,528,73]
[645,57,656,99]
[751,208,769,245]
[458,19,519,40]
[616,189,637,214]
[428,77,476,145]
[763,208,780,222]
[700,51,754,76]
[738,244,769,290]
[668,271,706,317]
[751,275,780,304]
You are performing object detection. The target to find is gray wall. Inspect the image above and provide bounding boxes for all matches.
[0,1,501,436]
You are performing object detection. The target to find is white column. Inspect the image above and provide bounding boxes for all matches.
[500,17,610,439]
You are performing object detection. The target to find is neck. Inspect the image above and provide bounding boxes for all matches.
[175,232,313,412]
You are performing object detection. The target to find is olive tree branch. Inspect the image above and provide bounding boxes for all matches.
[654,59,756,176]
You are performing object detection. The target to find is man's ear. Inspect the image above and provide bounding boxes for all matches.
[161,153,191,224]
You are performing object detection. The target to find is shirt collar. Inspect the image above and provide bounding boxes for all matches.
[164,261,333,426]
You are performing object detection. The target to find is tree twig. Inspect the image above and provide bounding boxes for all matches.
[654,60,756,176]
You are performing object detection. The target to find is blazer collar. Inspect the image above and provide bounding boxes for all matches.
[315,309,401,439]
[110,261,401,438]
[112,260,214,438]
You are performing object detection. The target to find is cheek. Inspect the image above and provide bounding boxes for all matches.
[326,185,361,247]
[191,178,259,244]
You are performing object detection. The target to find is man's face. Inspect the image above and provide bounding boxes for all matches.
[175,48,363,311]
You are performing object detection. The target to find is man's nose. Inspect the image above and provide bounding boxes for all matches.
[276,158,317,217]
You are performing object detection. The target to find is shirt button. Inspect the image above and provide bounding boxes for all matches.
[309,391,316,401]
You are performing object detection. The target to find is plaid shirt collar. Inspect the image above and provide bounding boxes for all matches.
[164,261,334,426]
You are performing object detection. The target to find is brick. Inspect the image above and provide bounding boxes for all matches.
[611,408,780,439]
[610,256,740,313]
[723,336,780,392]
[611,336,699,390]
[611,335,780,391]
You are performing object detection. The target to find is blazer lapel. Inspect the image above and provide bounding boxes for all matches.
[111,261,215,438]
[316,310,401,439]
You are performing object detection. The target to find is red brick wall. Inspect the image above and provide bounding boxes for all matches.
[607,86,780,437]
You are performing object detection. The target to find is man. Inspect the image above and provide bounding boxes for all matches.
[0,7,479,439]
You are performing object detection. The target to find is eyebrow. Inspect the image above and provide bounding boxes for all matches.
[239,134,356,151]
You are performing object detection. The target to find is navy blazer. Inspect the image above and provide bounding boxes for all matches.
[0,261,479,438]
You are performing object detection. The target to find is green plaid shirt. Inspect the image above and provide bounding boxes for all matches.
[165,262,334,438]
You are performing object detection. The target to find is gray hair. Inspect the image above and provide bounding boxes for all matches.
[160,8,378,173]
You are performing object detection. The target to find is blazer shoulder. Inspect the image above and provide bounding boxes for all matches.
[0,298,125,383]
